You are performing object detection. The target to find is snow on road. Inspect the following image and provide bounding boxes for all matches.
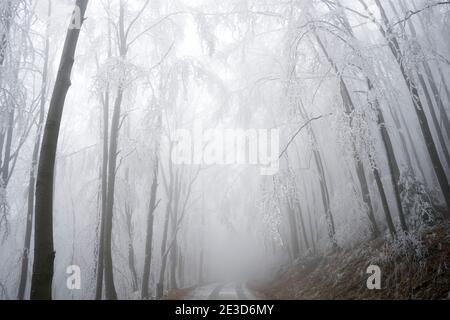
[184,283,258,300]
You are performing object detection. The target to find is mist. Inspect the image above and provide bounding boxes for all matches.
[1,0,450,300]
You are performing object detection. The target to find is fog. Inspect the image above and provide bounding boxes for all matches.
[1,0,449,300]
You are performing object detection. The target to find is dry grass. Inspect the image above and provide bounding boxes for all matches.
[161,287,195,300]
[253,224,450,300]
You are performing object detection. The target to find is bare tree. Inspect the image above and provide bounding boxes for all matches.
[30,0,88,300]
[17,0,51,300]
[141,155,159,299]
[360,0,450,215]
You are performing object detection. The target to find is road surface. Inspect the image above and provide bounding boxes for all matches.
[184,283,259,300]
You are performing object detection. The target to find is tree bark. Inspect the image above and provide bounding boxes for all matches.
[169,173,182,290]
[95,2,113,299]
[94,87,109,300]
[0,0,13,68]
[369,78,407,232]
[103,0,129,300]
[103,89,123,300]
[295,202,310,252]
[141,158,159,299]
[286,198,300,259]
[377,60,427,180]
[295,92,338,247]
[30,0,88,300]
[124,202,138,292]
[156,165,176,299]
[1,108,14,183]
[17,0,51,300]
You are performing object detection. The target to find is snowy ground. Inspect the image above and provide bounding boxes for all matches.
[182,283,259,300]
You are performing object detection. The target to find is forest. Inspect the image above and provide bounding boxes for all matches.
[0,0,449,300]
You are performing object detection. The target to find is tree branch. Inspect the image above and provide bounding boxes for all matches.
[279,114,331,159]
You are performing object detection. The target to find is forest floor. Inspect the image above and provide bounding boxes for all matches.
[162,287,195,300]
[251,222,450,300]
[164,283,259,300]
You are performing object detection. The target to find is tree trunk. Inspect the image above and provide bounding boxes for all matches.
[314,33,381,237]
[156,199,172,299]
[103,89,123,300]
[94,88,109,300]
[305,199,317,254]
[374,111,404,234]
[141,158,159,299]
[371,0,450,215]
[334,2,406,232]
[125,202,138,292]
[286,198,300,259]
[30,0,88,300]
[386,101,415,174]
[377,61,427,180]
[369,79,407,232]
[198,249,204,285]
[313,147,338,245]
[295,202,310,251]
[1,108,14,183]
[17,0,51,300]
[177,251,184,288]
[156,167,176,299]
[0,133,4,172]
[169,173,182,290]
[295,98,338,247]
[397,0,450,145]
[416,66,450,166]
[95,3,112,299]
[0,0,13,68]
[103,0,128,299]
[373,168,396,236]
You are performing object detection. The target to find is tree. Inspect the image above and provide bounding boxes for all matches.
[94,3,112,299]
[0,0,13,68]
[101,0,153,300]
[141,155,159,299]
[328,0,405,233]
[1,0,37,239]
[360,0,450,215]
[17,0,51,300]
[313,31,381,237]
[30,0,88,300]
